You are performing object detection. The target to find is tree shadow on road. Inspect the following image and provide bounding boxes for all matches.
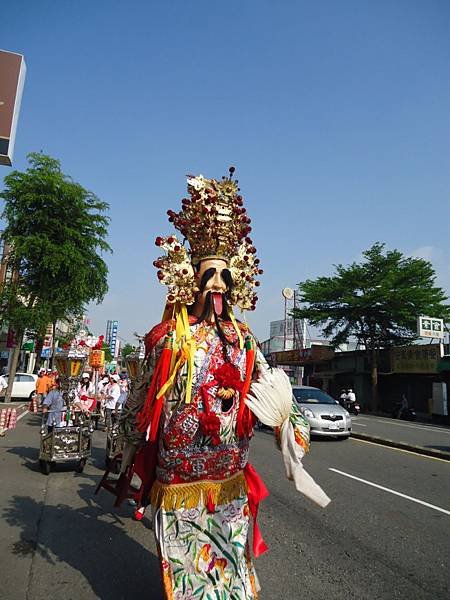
[2,494,163,599]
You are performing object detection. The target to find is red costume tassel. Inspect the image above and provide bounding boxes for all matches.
[136,359,162,432]
[244,462,269,556]
[136,332,174,436]
[149,334,173,441]
[237,336,255,438]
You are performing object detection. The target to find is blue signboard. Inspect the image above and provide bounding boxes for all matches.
[110,320,118,357]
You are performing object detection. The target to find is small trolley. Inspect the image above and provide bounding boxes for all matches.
[38,345,93,475]
[39,409,94,475]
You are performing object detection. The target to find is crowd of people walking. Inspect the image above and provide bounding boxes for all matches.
[36,368,128,430]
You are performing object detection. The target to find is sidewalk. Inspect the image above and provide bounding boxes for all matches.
[351,413,450,460]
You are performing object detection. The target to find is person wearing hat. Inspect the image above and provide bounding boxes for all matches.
[75,372,96,413]
[104,373,121,429]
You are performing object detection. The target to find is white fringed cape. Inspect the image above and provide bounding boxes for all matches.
[246,368,331,508]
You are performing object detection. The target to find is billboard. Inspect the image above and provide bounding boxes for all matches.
[391,344,442,374]
[271,345,334,365]
[0,50,26,166]
[417,316,444,340]
[106,319,118,358]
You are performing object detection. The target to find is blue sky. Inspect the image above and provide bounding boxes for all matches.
[2,0,450,344]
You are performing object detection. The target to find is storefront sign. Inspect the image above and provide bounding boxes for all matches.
[391,344,442,373]
[417,316,444,339]
[271,345,334,365]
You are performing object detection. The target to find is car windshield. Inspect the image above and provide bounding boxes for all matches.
[292,388,337,405]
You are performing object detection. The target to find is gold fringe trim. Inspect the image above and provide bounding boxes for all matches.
[150,471,247,510]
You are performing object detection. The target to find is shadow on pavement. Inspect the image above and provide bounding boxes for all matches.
[6,445,40,472]
[425,445,450,452]
[6,446,91,474]
[2,494,163,599]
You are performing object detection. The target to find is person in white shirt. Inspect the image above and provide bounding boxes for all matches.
[346,389,356,404]
[116,376,128,416]
[96,375,109,424]
[0,374,7,395]
[104,374,121,429]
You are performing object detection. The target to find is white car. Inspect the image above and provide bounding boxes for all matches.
[292,385,352,439]
[0,372,38,400]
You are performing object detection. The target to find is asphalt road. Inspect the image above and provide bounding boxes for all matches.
[351,414,450,454]
[1,414,449,600]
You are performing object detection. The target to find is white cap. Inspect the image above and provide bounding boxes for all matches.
[111,374,120,382]
[82,372,90,378]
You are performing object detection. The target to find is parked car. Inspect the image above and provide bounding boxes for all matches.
[292,385,352,439]
[0,372,38,400]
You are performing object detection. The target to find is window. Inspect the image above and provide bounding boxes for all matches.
[292,388,337,405]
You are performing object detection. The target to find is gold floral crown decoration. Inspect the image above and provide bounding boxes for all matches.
[153,167,263,311]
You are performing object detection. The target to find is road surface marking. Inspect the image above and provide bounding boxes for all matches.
[356,416,450,435]
[351,422,367,427]
[329,467,450,515]
[17,405,28,422]
[351,438,450,463]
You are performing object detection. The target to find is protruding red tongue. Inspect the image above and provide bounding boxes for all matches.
[212,292,223,316]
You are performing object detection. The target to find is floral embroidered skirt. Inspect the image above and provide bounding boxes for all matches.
[151,472,260,599]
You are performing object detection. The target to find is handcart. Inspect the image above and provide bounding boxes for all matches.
[38,345,93,475]
[39,409,94,475]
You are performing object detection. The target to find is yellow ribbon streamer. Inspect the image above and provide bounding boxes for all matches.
[156,303,196,404]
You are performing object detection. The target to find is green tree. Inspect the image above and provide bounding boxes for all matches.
[121,343,136,358]
[0,152,111,400]
[101,342,113,363]
[292,243,450,411]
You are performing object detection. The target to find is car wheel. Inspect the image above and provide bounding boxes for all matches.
[39,459,51,475]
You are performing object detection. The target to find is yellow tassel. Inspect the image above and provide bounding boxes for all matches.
[150,472,247,511]
[156,303,197,403]
[181,304,195,404]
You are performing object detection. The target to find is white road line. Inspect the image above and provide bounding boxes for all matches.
[351,422,367,427]
[17,405,29,422]
[356,416,450,435]
[329,468,450,516]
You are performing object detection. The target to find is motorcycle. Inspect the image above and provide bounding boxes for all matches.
[345,400,360,415]
[392,403,416,421]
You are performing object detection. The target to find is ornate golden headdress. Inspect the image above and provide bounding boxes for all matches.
[153,167,262,311]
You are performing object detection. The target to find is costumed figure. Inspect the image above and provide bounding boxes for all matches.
[102,168,330,599]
